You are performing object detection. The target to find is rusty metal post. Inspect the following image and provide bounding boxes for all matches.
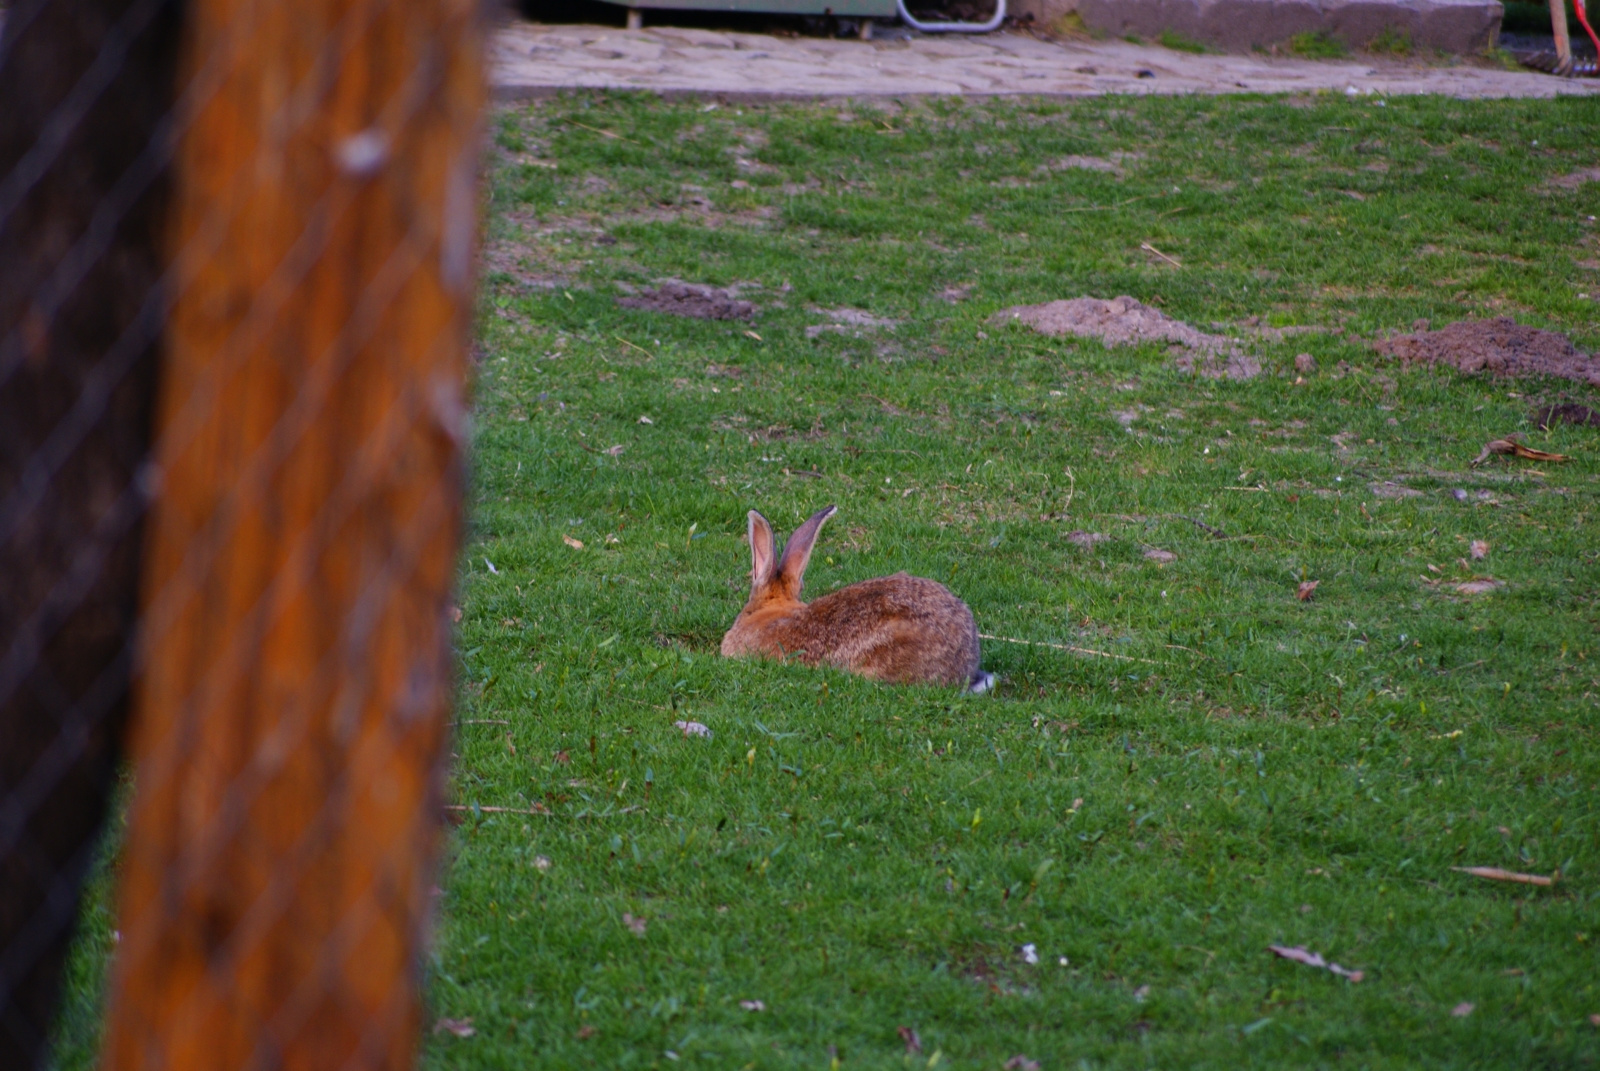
[100,0,484,1066]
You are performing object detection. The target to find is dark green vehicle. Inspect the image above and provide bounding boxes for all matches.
[595,0,1005,34]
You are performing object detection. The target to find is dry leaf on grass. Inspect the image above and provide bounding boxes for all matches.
[1004,1058,1042,1071]
[897,1026,923,1054]
[674,720,713,738]
[433,1017,475,1038]
[1452,1002,1475,1018]
[1451,866,1555,887]
[1471,437,1570,467]
[1469,540,1489,559]
[603,444,626,456]
[562,534,584,550]
[623,913,648,935]
[1296,580,1320,601]
[449,605,462,623]
[576,1024,597,1040]
[740,1000,765,1012]
[1267,945,1364,982]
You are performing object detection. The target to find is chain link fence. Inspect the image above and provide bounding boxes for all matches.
[1,1,486,1066]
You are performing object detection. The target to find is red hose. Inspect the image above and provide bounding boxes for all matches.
[1576,0,1600,63]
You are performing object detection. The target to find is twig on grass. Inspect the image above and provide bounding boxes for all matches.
[456,719,510,726]
[980,633,1160,665]
[614,334,653,357]
[1060,193,1162,214]
[565,119,640,144]
[1170,514,1227,538]
[445,804,550,816]
[1140,241,1183,267]
[1451,866,1555,887]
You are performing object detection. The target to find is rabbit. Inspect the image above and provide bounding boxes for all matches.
[720,505,994,693]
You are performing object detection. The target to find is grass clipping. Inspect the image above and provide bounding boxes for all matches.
[993,296,1260,380]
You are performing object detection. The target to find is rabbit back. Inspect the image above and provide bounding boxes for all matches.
[757,573,980,687]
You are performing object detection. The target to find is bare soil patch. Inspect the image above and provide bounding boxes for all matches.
[617,282,755,321]
[1369,480,1423,500]
[806,306,897,339]
[1533,403,1600,428]
[1373,318,1600,387]
[993,296,1260,380]
[1546,167,1600,190]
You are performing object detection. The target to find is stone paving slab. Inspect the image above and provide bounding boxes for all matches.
[492,19,1600,100]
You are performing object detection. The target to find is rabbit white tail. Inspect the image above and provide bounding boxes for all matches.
[967,671,996,696]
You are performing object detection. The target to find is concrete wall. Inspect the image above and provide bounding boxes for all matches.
[1026,0,1503,54]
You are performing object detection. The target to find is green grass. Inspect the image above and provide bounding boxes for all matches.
[51,91,1600,1069]
[1158,29,1213,55]
[432,91,1600,1069]
[1368,26,1413,57]
[1289,31,1350,59]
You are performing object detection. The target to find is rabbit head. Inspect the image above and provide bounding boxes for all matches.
[743,504,836,610]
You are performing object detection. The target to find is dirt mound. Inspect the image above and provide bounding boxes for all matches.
[992,295,1258,380]
[617,282,755,321]
[1534,403,1600,428]
[1373,318,1600,387]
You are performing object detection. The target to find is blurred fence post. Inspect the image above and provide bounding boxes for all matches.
[99,0,484,1066]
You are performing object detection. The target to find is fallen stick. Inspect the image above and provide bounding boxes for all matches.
[614,334,653,357]
[1470,437,1569,467]
[1059,193,1161,214]
[565,119,639,144]
[980,633,1160,665]
[1451,866,1555,887]
[1140,241,1183,267]
[445,804,550,817]
[1171,514,1226,538]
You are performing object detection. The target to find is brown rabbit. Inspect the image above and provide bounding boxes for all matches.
[720,505,993,692]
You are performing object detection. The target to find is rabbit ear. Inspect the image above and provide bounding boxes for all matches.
[748,510,777,589]
[777,505,837,596]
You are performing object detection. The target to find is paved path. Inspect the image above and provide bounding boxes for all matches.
[492,20,1600,101]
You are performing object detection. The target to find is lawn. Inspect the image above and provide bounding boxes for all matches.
[435,89,1600,1070]
[56,89,1600,1069]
